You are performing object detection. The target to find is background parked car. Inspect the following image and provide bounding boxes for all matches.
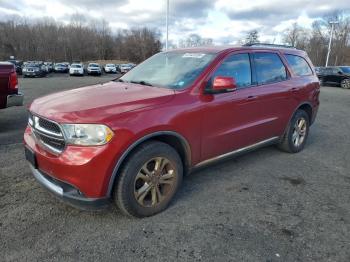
[103,64,117,73]
[7,59,23,75]
[120,63,133,73]
[87,63,102,76]
[319,66,350,88]
[69,63,84,76]
[44,62,54,73]
[22,62,47,77]
[54,63,69,73]
[62,62,70,69]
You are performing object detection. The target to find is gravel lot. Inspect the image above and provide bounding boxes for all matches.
[0,75,349,262]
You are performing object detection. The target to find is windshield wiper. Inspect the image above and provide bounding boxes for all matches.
[130,80,153,86]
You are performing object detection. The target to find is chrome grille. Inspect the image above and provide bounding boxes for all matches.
[29,112,66,154]
[38,118,61,134]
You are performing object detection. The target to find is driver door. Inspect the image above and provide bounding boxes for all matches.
[200,52,264,160]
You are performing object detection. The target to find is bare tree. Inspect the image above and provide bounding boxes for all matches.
[245,30,259,44]
[0,16,162,63]
[282,12,350,66]
[178,34,213,48]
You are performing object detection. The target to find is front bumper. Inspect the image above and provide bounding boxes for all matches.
[88,70,101,75]
[28,164,110,210]
[70,71,84,75]
[7,93,24,107]
[24,126,120,200]
[24,71,41,77]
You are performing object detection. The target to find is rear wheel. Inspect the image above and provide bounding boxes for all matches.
[278,110,310,153]
[114,141,183,217]
[340,79,350,89]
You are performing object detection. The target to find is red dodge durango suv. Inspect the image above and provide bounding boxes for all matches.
[24,44,320,217]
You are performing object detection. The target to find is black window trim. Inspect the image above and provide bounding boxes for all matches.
[251,51,290,86]
[284,53,313,77]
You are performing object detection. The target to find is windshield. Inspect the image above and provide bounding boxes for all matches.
[120,52,216,89]
[89,64,99,67]
[106,64,114,67]
[71,64,82,68]
[26,64,39,68]
[340,67,350,73]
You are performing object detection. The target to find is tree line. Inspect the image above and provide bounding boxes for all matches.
[0,17,162,63]
[282,12,350,66]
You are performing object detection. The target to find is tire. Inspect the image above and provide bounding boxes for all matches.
[340,79,350,89]
[114,141,183,218]
[278,110,310,153]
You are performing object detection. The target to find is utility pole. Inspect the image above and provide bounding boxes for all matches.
[165,0,169,51]
[325,21,339,67]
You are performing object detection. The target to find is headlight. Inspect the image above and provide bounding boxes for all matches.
[61,124,114,146]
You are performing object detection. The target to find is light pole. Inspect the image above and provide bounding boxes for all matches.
[325,21,339,67]
[165,0,169,51]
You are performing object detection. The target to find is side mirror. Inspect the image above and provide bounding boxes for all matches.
[206,76,237,94]
[338,71,343,75]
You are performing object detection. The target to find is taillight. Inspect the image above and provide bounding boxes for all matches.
[9,71,18,91]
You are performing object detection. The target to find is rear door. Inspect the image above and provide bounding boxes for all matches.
[250,52,297,138]
[325,68,341,84]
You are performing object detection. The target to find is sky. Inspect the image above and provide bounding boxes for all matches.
[0,0,349,46]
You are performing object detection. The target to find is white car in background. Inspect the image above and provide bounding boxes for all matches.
[87,63,102,76]
[69,63,84,76]
[120,64,133,74]
[104,64,117,73]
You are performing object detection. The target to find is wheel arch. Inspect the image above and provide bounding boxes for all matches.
[297,103,313,123]
[282,102,313,139]
[106,131,191,197]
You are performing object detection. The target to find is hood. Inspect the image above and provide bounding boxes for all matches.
[30,81,175,123]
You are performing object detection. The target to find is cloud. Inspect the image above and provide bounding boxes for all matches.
[0,0,349,45]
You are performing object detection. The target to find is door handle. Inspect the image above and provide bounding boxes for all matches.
[246,95,258,101]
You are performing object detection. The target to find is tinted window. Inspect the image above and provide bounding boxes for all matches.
[340,67,350,73]
[253,53,287,84]
[285,54,312,76]
[212,53,251,88]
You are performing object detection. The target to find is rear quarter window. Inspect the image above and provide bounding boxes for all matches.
[285,54,313,76]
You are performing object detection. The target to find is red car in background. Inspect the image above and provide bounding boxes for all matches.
[0,62,23,109]
[24,44,320,217]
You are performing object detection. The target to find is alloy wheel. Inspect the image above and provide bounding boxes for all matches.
[292,117,307,147]
[341,79,350,89]
[134,157,177,207]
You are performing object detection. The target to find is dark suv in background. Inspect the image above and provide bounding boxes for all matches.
[318,66,350,89]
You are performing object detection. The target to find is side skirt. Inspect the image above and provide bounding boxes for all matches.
[192,136,280,170]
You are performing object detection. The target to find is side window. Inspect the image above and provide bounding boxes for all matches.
[325,68,332,74]
[285,54,313,76]
[211,53,252,88]
[253,53,287,85]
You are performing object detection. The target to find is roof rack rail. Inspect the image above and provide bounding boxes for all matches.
[243,43,296,49]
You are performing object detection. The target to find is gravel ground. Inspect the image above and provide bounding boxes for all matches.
[0,75,349,262]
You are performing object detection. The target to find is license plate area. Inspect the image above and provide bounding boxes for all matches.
[25,146,38,169]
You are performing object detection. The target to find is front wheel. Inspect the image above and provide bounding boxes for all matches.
[278,110,310,153]
[114,141,183,217]
[340,79,350,89]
